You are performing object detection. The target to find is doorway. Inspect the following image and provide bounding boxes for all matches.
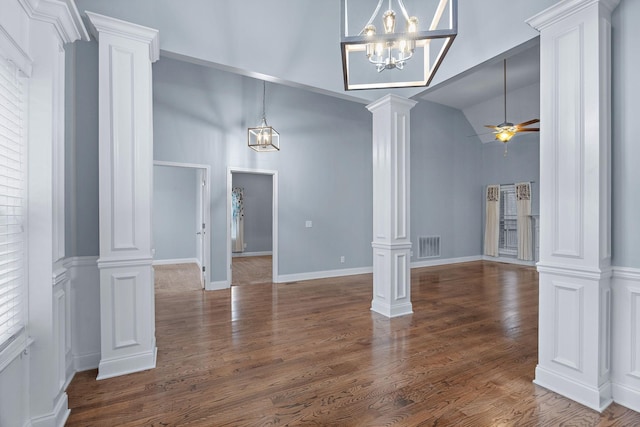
[153,161,211,289]
[227,168,278,285]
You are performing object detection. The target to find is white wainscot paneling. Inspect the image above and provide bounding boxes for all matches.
[552,25,584,259]
[67,257,100,372]
[611,268,640,412]
[553,281,584,370]
[111,273,139,348]
[394,252,408,300]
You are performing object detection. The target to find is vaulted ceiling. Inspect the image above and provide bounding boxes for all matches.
[73,0,552,115]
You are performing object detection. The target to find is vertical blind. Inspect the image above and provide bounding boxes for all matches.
[0,56,25,350]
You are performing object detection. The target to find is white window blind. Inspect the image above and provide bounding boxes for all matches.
[0,56,25,350]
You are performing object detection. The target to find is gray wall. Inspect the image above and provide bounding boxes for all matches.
[232,173,273,254]
[153,165,198,261]
[69,6,640,277]
[411,101,483,260]
[66,40,99,258]
[612,0,640,268]
[152,56,374,281]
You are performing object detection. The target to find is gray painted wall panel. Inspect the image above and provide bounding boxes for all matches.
[410,101,483,260]
[612,0,640,268]
[70,40,100,257]
[152,57,374,280]
[153,165,198,261]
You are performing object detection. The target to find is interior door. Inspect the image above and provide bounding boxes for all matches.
[196,169,207,288]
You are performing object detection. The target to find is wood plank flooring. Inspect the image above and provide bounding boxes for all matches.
[65,261,640,426]
[232,255,272,286]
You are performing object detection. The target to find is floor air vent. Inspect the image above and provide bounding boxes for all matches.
[418,236,441,258]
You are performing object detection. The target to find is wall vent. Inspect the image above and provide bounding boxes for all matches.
[418,236,441,259]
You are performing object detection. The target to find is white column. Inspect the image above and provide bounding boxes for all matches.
[367,94,416,318]
[86,12,159,380]
[527,0,618,412]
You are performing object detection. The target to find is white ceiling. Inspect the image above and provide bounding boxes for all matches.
[418,41,540,110]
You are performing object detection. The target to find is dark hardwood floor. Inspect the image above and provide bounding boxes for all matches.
[65,261,640,426]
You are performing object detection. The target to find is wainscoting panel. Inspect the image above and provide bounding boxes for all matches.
[611,267,640,412]
[552,281,583,371]
[68,257,101,372]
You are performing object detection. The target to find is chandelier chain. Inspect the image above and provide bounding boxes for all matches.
[262,80,267,123]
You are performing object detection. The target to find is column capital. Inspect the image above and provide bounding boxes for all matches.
[527,0,620,31]
[366,94,417,113]
[86,11,159,63]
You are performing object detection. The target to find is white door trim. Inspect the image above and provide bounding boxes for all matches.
[227,167,278,286]
[153,160,211,288]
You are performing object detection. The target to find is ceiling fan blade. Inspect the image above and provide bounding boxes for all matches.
[517,128,540,132]
[515,118,540,127]
[484,125,500,130]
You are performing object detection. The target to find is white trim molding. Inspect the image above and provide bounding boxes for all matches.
[18,0,84,44]
[611,266,640,412]
[67,256,101,372]
[206,280,229,291]
[480,256,536,267]
[227,167,279,287]
[232,251,273,258]
[277,266,373,284]
[152,258,199,266]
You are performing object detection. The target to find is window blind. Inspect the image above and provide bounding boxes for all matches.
[0,56,25,350]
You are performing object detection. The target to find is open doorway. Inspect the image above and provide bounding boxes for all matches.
[153,161,211,291]
[227,168,278,285]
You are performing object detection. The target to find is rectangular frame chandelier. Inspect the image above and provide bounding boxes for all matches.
[340,0,457,91]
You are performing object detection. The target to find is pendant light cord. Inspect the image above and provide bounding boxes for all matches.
[503,59,507,124]
[262,81,266,122]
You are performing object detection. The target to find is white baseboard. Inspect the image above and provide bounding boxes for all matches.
[411,255,482,269]
[97,346,157,380]
[30,391,69,427]
[481,255,536,266]
[232,251,272,258]
[612,382,640,413]
[276,266,373,283]
[611,266,640,412]
[73,351,100,372]
[153,258,199,266]
[534,365,612,412]
[206,280,229,291]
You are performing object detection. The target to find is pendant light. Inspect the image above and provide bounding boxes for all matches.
[248,81,280,152]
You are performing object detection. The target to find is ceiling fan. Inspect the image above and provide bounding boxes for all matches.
[484,58,539,155]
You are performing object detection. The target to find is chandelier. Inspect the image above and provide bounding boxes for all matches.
[340,0,457,90]
[248,81,280,152]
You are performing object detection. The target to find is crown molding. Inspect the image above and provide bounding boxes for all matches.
[527,0,621,31]
[85,11,159,63]
[18,0,84,44]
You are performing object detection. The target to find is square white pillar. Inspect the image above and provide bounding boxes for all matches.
[86,12,159,379]
[527,0,618,411]
[367,94,416,318]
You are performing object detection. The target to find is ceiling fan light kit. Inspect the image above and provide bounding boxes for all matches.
[484,58,540,155]
[340,0,457,90]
